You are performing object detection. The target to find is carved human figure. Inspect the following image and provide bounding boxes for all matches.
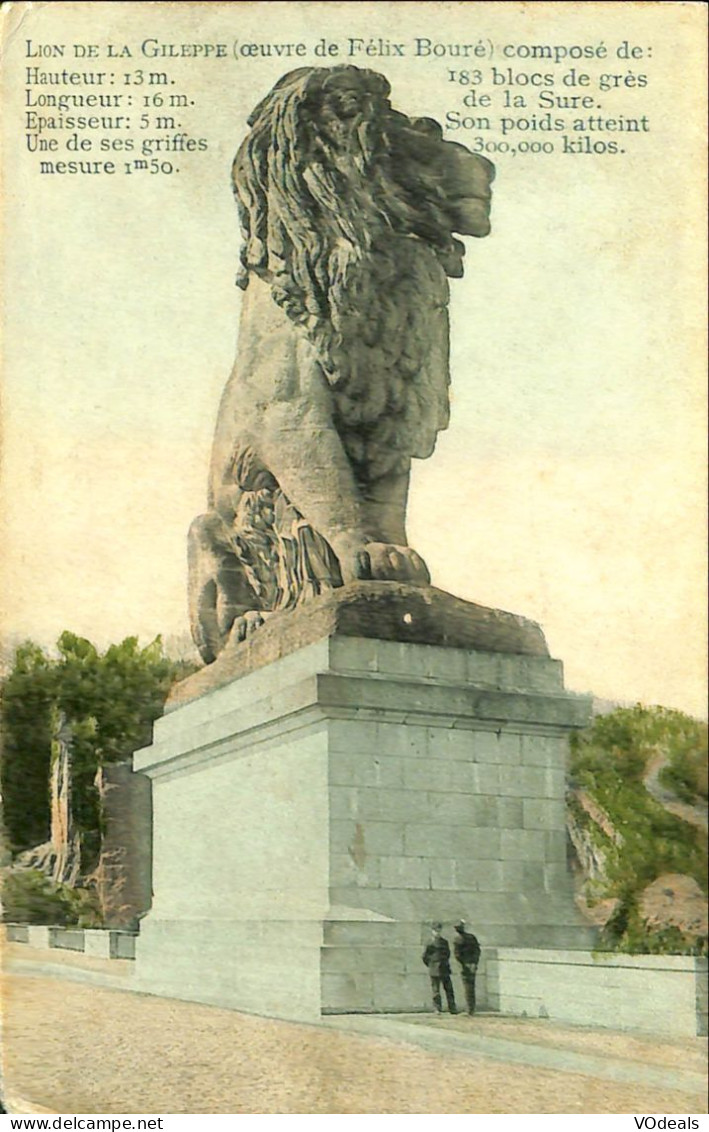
[188,65,494,663]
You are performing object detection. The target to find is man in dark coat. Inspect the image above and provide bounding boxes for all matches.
[422,923,457,1014]
[454,920,481,1015]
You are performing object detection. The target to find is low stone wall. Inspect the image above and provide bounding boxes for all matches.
[6,923,29,943]
[7,924,705,1036]
[50,927,84,952]
[487,948,708,1037]
[5,924,137,960]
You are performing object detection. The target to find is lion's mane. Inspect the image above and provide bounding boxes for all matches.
[231,65,470,482]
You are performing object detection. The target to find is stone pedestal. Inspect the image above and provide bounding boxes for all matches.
[133,595,594,1020]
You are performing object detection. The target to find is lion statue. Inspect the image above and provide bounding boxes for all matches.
[188,65,494,664]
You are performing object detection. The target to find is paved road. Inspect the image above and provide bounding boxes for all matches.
[324,1013,706,1096]
[3,966,707,1115]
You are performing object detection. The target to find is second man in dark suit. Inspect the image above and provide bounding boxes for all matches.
[454,920,481,1015]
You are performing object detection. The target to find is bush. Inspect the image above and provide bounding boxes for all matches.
[600,895,708,956]
[658,727,708,805]
[570,704,708,954]
[1,868,102,927]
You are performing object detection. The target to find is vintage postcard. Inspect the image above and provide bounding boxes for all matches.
[1,0,706,1119]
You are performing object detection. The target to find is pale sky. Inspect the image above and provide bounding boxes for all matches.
[2,2,706,716]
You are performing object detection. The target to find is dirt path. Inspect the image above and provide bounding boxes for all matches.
[644,751,708,832]
[2,974,706,1115]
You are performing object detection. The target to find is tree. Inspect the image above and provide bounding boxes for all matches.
[1,642,56,852]
[1,633,193,861]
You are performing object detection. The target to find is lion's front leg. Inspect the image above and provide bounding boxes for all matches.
[253,409,430,587]
[355,470,431,585]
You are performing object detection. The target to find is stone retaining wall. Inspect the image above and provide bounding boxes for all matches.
[488,947,708,1037]
[5,924,137,960]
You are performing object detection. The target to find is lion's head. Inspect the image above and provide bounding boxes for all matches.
[233,68,491,329]
[231,66,494,481]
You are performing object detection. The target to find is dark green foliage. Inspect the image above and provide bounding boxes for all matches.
[55,632,185,764]
[1,633,193,862]
[2,868,102,927]
[658,724,708,805]
[602,901,707,956]
[0,643,55,852]
[570,704,708,954]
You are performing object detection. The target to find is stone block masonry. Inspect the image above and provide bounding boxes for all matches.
[133,632,594,1019]
[487,949,708,1038]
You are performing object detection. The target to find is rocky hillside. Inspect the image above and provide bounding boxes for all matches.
[567,705,708,953]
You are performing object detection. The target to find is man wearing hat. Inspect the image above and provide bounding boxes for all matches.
[454,920,481,1015]
[422,923,457,1014]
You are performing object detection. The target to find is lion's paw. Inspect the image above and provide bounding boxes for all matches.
[365,543,431,586]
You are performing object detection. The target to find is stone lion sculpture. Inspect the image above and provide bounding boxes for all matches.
[189,65,494,664]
